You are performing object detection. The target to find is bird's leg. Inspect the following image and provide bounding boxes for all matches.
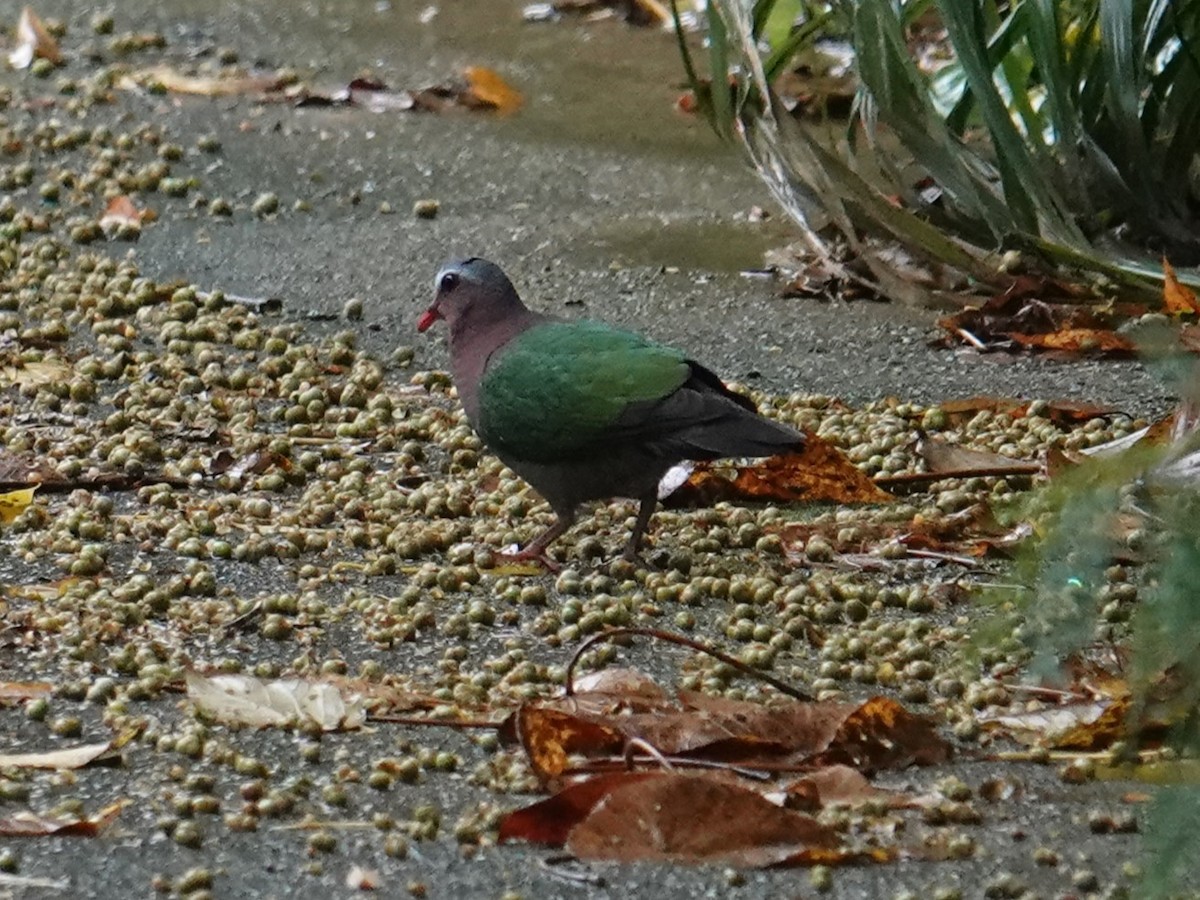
[622,492,658,563]
[497,508,576,572]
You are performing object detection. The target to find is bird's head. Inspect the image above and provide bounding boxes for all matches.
[418,257,523,335]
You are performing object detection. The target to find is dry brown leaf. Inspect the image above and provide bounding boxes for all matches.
[674,433,893,506]
[8,7,61,69]
[461,66,523,113]
[915,435,1038,476]
[938,287,1139,358]
[564,772,838,867]
[513,705,623,780]
[99,195,148,239]
[0,799,126,837]
[509,678,950,774]
[1006,328,1136,355]
[500,769,895,868]
[1162,257,1200,315]
[774,765,914,811]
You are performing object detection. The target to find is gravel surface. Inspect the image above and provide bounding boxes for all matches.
[0,3,1182,899]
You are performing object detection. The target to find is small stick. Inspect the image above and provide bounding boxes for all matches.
[538,855,607,887]
[622,737,675,772]
[564,626,811,701]
[953,327,988,351]
[873,464,1040,487]
[368,714,500,729]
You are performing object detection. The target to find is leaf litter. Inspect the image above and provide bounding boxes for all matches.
[490,637,949,868]
[0,18,1180,883]
[119,64,524,115]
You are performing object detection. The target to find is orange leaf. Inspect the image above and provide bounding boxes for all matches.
[676,433,893,506]
[512,705,623,781]
[99,195,147,238]
[1006,328,1136,355]
[1162,257,1200,315]
[462,66,523,114]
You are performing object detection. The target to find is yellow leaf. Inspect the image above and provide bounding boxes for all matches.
[0,486,35,524]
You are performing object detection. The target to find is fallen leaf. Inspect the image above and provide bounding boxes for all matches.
[1006,327,1136,355]
[500,770,855,867]
[672,433,893,506]
[0,800,126,837]
[513,705,623,780]
[774,764,915,810]
[915,435,1039,476]
[937,397,1120,426]
[1162,257,1200,315]
[186,671,366,731]
[564,772,839,867]
[8,7,62,70]
[980,700,1123,748]
[0,741,118,770]
[507,679,950,774]
[0,359,73,388]
[0,681,52,703]
[938,290,1138,358]
[461,66,523,113]
[499,771,660,846]
[98,195,148,239]
[0,486,36,524]
[118,65,286,97]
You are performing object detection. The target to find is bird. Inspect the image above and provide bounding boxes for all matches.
[417,257,806,566]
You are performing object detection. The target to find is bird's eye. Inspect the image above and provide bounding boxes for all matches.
[439,272,459,292]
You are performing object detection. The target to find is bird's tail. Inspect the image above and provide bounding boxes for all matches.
[671,408,806,461]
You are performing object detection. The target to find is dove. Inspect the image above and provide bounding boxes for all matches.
[417,257,805,565]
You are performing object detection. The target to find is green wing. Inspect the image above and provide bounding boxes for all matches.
[478,321,690,461]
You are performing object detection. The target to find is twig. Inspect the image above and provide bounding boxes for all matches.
[538,855,606,887]
[0,473,192,493]
[564,627,811,701]
[953,327,988,351]
[220,600,264,634]
[873,464,1041,487]
[623,737,675,772]
[271,819,378,832]
[368,714,501,729]
[1000,683,1090,702]
[567,755,774,780]
[904,548,985,568]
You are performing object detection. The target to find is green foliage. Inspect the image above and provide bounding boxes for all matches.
[1144,786,1200,897]
[674,0,1200,295]
[978,388,1200,898]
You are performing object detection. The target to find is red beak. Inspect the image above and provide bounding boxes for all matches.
[417,307,440,333]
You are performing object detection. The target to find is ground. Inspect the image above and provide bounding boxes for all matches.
[0,2,1180,899]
